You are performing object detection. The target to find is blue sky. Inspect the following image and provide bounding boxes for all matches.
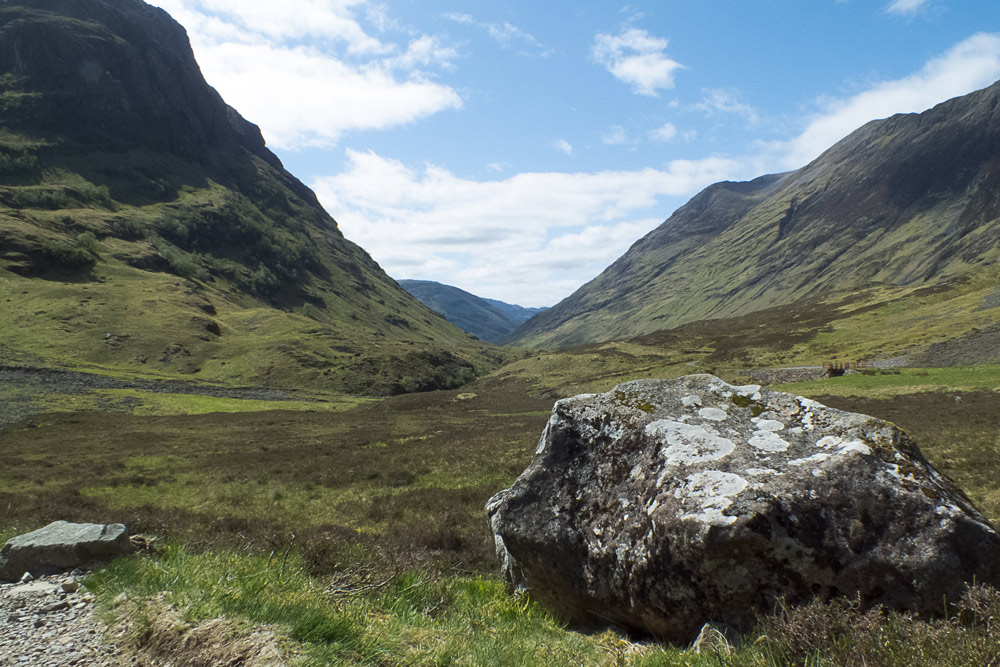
[149,0,1000,307]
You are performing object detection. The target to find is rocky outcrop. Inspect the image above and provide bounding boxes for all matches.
[487,375,1000,643]
[0,521,133,581]
[0,0,280,171]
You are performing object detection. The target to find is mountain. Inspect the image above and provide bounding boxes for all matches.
[510,80,1000,349]
[481,298,548,324]
[397,279,540,344]
[0,0,502,394]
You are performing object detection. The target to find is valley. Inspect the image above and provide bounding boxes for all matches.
[2,345,999,665]
[1,0,999,665]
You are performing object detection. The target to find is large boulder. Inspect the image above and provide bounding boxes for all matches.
[0,521,133,581]
[487,375,1000,643]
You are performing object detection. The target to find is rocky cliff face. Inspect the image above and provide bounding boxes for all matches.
[0,0,273,166]
[511,81,1000,348]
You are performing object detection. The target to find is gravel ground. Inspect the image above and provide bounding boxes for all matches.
[0,574,121,666]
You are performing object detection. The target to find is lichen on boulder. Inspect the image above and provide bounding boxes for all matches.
[487,375,1000,643]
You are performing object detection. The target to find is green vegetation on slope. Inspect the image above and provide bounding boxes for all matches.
[494,268,1000,400]
[512,81,1000,349]
[0,1,503,394]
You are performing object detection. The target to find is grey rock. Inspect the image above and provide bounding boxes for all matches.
[8,581,59,597]
[487,375,1000,643]
[0,521,132,582]
[42,601,70,614]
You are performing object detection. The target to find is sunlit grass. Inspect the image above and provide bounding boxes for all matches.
[774,366,1000,398]
[85,545,634,666]
[0,384,367,419]
[84,543,1000,667]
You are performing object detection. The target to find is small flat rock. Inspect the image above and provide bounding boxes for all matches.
[7,581,59,597]
[0,521,132,581]
[42,601,70,614]
[487,375,1000,643]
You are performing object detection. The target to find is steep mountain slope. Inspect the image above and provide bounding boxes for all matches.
[511,81,1000,349]
[0,0,501,394]
[398,279,522,344]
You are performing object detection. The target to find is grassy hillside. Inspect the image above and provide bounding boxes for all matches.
[0,0,502,394]
[489,267,1000,403]
[512,81,1000,349]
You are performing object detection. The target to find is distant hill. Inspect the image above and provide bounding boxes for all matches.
[398,280,545,344]
[481,298,547,324]
[0,0,502,394]
[511,80,1000,349]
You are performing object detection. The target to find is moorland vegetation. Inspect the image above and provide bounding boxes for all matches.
[0,0,999,664]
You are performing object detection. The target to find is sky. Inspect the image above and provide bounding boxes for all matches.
[147,0,1000,308]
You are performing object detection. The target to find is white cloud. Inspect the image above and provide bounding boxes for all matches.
[886,0,930,15]
[310,33,1000,306]
[148,0,462,149]
[592,28,683,96]
[695,88,759,123]
[552,139,574,155]
[312,150,748,306]
[198,41,461,149]
[772,32,1000,169]
[383,35,458,71]
[163,0,388,52]
[442,12,474,24]
[649,122,677,142]
[442,12,550,56]
[601,125,629,145]
[486,161,511,173]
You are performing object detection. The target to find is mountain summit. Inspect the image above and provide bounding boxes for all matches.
[0,0,499,393]
[511,81,1000,348]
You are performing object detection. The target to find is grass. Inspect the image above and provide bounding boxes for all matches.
[84,543,1000,666]
[0,384,369,417]
[85,544,623,666]
[3,360,1000,665]
[0,378,554,571]
[3,192,999,664]
[773,365,1000,397]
